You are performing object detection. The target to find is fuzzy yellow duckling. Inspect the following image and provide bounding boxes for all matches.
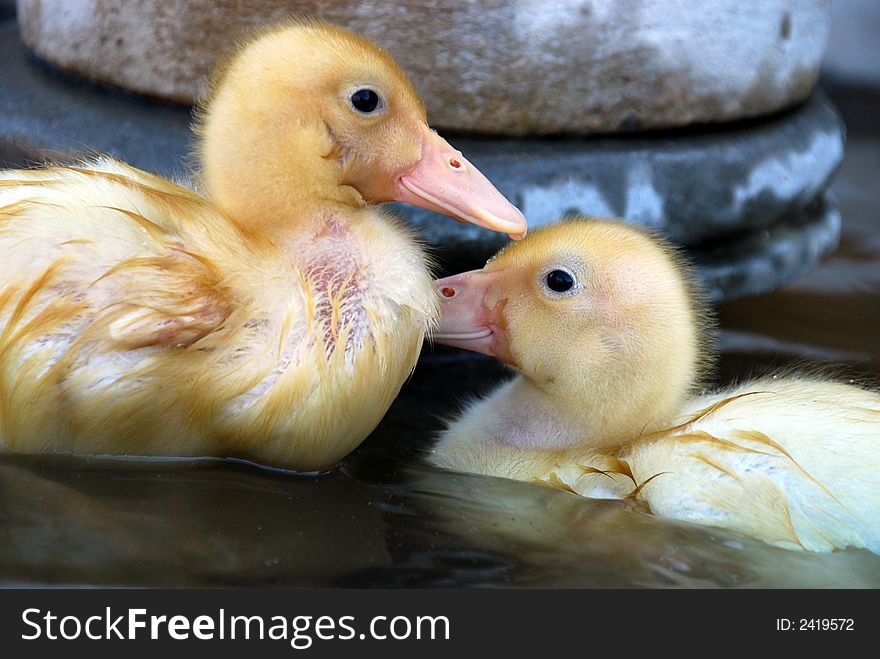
[429,220,880,553]
[0,21,527,470]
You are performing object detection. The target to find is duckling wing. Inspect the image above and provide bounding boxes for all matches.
[0,159,252,455]
[0,159,234,351]
[625,380,880,553]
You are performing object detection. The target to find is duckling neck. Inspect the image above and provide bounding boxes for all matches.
[431,375,636,484]
[476,374,686,453]
[199,116,362,235]
[474,377,611,451]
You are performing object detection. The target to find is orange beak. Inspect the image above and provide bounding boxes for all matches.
[395,126,528,240]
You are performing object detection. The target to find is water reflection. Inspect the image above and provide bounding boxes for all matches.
[0,456,394,587]
[3,445,879,588]
[1,133,878,588]
[346,462,880,588]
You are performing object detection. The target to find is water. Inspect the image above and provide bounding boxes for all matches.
[1,133,878,588]
[2,442,878,588]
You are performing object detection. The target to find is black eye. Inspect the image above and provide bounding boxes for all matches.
[545,269,575,293]
[350,88,381,113]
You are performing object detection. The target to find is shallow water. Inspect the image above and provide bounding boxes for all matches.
[3,450,880,588]
[1,132,878,588]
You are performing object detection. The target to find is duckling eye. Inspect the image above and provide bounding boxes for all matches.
[545,269,575,293]
[350,88,382,114]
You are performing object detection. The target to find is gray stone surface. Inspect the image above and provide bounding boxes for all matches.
[0,20,841,302]
[0,21,193,174]
[695,193,840,302]
[17,0,830,136]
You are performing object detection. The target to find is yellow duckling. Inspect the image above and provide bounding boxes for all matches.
[429,220,880,553]
[0,21,527,470]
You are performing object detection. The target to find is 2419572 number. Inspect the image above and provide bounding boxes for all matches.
[776,619,854,631]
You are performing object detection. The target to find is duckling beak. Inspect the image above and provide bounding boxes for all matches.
[395,127,528,240]
[432,270,512,363]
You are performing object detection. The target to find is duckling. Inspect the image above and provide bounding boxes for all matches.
[429,219,880,553]
[0,21,527,470]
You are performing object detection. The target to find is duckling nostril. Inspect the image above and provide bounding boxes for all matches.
[448,158,462,170]
[440,286,456,298]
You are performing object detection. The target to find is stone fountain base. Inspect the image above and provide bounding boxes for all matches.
[0,19,842,302]
[15,0,829,137]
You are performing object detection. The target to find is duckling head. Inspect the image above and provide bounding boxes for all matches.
[196,20,526,238]
[433,219,712,448]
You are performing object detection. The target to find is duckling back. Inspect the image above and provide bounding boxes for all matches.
[0,159,258,455]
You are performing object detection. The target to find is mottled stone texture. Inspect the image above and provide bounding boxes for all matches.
[695,194,840,303]
[16,0,830,136]
[0,18,842,302]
